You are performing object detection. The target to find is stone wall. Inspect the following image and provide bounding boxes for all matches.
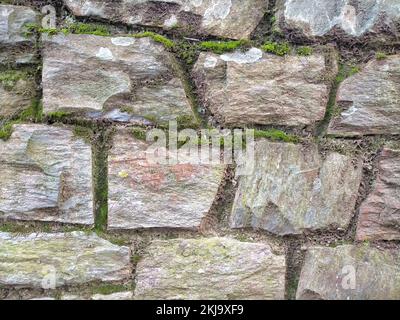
[0,0,400,300]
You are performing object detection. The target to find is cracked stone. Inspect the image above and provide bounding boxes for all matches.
[230,140,362,235]
[328,55,400,136]
[357,146,400,241]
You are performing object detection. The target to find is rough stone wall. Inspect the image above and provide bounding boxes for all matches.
[0,0,400,300]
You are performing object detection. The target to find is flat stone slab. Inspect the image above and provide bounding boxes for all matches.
[0,232,131,288]
[230,140,362,235]
[328,55,400,136]
[276,0,400,44]
[135,237,286,300]
[0,5,39,64]
[192,48,333,127]
[0,124,93,225]
[357,147,400,241]
[108,130,225,229]
[42,33,195,125]
[63,0,269,40]
[297,245,400,300]
[0,69,36,119]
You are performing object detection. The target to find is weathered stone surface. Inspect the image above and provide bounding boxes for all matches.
[0,5,39,64]
[42,33,195,124]
[108,130,225,229]
[357,147,400,241]
[276,0,400,43]
[0,70,36,119]
[192,49,333,127]
[92,292,133,300]
[297,245,400,300]
[63,0,268,39]
[135,237,286,300]
[230,140,362,235]
[0,232,131,288]
[0,124,93,225]
[328,55,400,136]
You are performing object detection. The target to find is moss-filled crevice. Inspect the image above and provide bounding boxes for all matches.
[92,126,113,232]
[316,62,362,136]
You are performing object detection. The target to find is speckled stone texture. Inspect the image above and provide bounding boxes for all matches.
[357,146,400,241]
[108,129,225,230]
[230,140,362,235]
[328,55,400,136]
[297,245,400,300]
[0,232,131,288]
[276,0,400,44]
[63,0,269,39]
[193,48,335,127]
[0,4,39,64]
[135,237,286,299]
[0,124,93,225]
[42,33,195,125]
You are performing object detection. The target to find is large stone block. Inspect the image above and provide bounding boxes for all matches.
[276,0,400,44]
[328,55,400,136]
[42,33,195,124]
[0,232,131,288]
[357,147,400,241]
[192,48,334,127]
[297,245,400,300]
[135,237,286,299]
[0,4,39,64]
[63,0,269,40]
[0,124,93,225]
[108,130,225,229]
[230,140,362,235]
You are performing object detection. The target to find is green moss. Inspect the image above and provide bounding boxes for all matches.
[133,32,175,49]
[252,129,299,143]
[131,254,142,265]
[0,122,16,141]
[0,98,42,141]
[317,63,360,135]
[131,127,147,141]
[261,41,290,56]
[376,52,388,60]
[46,111,71,121]
[0,70,30,90]
[73,126,93,144]
[67,22,110,36]
[93,130,109,233]
[91,283,131,295]
[296,46,313,56]
[174,40,199,66]
[176,115,199,130]
[199,40,249,54]
[24,22,110,37]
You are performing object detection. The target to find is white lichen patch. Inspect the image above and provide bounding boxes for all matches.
[164,14,178,28]
[203,56,218,68]
[96,47,114,60]
[111,37,136,46]
[220,48,263,64]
